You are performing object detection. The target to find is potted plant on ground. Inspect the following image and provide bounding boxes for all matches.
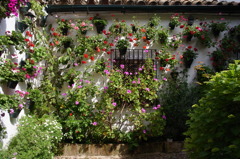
[92,16,108,34]
[116,39,130,55]
[208,21,228,37]
[182,46,198,68]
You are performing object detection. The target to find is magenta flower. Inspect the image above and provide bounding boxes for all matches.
[157,104,161,108]
[62,93,67,96]
[153,107,157,110]
[120,64,124,69]
[75,101,79,105]
[127,90,132,93]
[18,104,24,109]
[92,122,98,126]
[132,81,136,84]
[9,109,14,114]
[112,102,117,106]
[145,88,150,91]
[104,86,108,90]
[141,108,146,113]
[162,115,167,120]
[143,130,147,133]
[77,85,83,88]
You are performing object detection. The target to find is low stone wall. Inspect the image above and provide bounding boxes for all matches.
[54,142,188,159]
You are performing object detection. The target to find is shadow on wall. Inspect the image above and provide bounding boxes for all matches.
[0,19,7,35]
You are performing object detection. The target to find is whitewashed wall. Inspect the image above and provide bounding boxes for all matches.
[0,16,28,149]
[1,11,240,149]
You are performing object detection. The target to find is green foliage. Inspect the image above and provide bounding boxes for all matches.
[194,64,215,84]
[185,61,240,159]
[56,78,100,143]
[0,58,26,83]
[159,75,202,141]
[116,39,130,49]
[93,59,166,145]
[157,28,169,45]
[0,115,62,159]
[92,17,108,26]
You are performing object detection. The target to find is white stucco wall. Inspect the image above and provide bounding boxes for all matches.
[1,10,240,149]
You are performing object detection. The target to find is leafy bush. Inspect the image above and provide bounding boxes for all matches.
[159,74,202,141]
[0,115,62,159]
[185,61,240,159]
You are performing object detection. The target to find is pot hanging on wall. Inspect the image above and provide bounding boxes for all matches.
[95,23,105,34]
[119,47,127,55]
[26,99,35,113]
[80,30,87,35]
[61,28,69,36]
[38,15,48,27]
[7,80,18,89]
[183,58,194,68]
[17,22,29,33]
[9,108,22,118]
[186,34,193,42]
[169,23,175,30]
[212,29,220,37]
[131,26,138,33]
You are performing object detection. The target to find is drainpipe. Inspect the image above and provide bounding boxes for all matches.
[46,5,240,14]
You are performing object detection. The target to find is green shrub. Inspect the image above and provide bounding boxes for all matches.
[0,115,62,159]
[185,60,240,159]
[159,74,202,141]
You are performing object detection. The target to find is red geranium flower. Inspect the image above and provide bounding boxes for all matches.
[82,61,87,64]
[84,54,89,58]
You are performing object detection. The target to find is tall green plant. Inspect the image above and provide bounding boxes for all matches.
[185,61,240,159]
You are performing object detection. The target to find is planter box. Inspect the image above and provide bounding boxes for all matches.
[54,142,188,159]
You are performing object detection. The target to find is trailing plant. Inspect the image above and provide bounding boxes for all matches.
[185,60,240,159]
[76,20,94,35]
[156,48,178,68]
[148,14,160,27]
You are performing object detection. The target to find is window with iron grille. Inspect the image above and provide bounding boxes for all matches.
[111,49,159,77]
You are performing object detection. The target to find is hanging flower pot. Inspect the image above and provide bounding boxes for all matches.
[186,34,193,42]
[61,28,69,36]
[17,22,29,33]
[7,80,18,89]
[9,108,22,118]
[81,30,87,35]
[131,26,138,33]
[169,23,176,30]
[119,47,127,55]
[38,15,48,27]
[26,99,35,113]
[68,79,74,86]
[95,23,105,34]
[92,17,107,34]
[184,58,194,68]
[212,29,220,37]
